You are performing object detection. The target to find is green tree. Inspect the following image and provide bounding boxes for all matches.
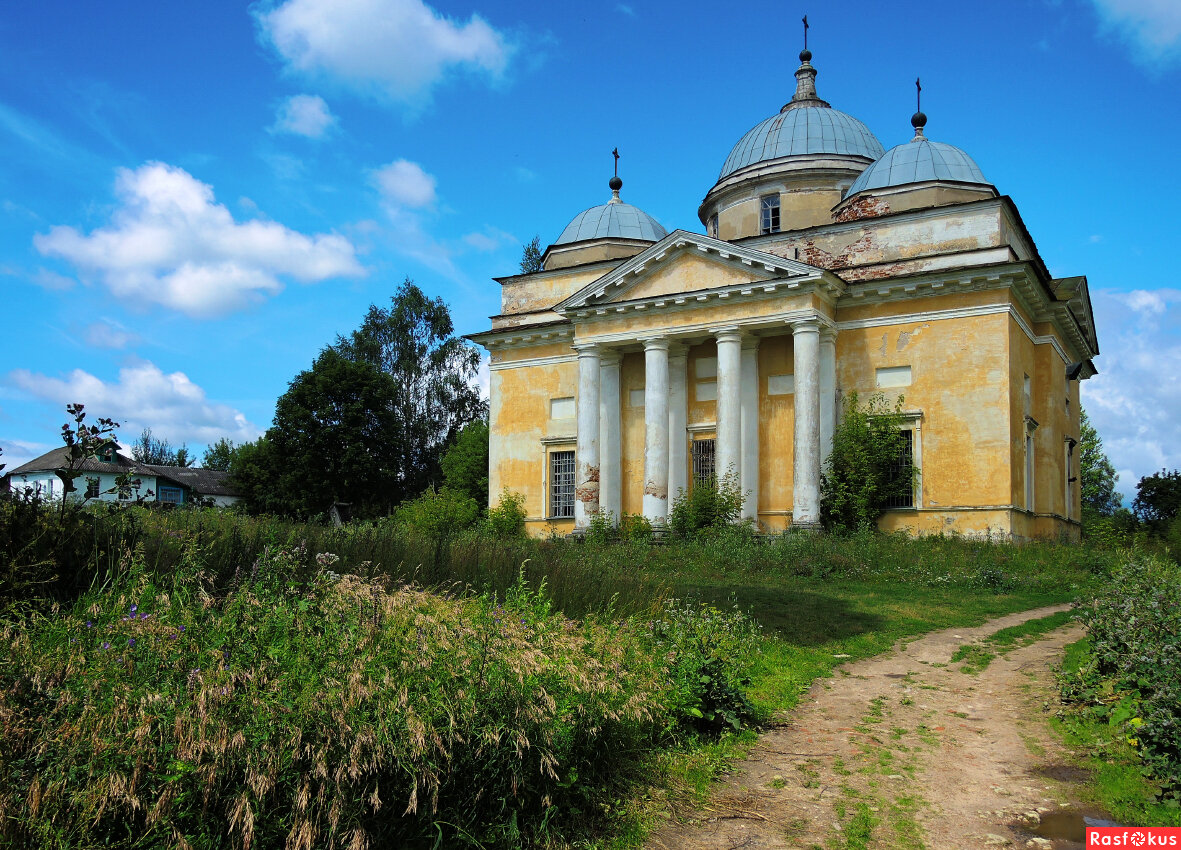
[519,235,543,274]
[264,349,403,518]
[1133,469,1181,530]
[820,392,916,533]
[333,279,485,503]
[1079,408,1122,516]
[131,427,192,467]
[441,419,489,506]
[201,437,238,471]
[228,437,285,516]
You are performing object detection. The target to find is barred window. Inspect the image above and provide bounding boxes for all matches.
[85,477,100,499]
[884,430,914,509]
[760,194,780,234]
[550,450,575,518]
[692,439,716,487]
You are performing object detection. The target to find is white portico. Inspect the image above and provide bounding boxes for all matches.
[553,230,843,531]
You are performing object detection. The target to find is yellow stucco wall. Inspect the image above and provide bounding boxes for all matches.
[485,257,1083,540]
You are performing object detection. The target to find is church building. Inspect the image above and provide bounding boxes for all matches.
[469,47,1099,540]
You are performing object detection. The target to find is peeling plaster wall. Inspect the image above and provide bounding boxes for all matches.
[500,266,612,316]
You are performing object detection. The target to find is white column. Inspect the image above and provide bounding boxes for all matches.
[715,328,743,486]
[574,344,600,529]
[740,335,760,524]
[792,319,822,528]
[819,327,837,464]
[642,338,670,525]
[667,344,689,506]
[599,351,622,523]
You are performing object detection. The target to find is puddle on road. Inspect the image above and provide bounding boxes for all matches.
[1016,809,1122,848]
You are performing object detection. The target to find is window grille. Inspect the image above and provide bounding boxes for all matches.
[85,477,100,499]
[760,195,780,234]
[550,450,575,518]
[884,429,914,508]
[692,438,716,487]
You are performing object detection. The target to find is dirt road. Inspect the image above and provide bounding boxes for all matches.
[648,605,1097,850]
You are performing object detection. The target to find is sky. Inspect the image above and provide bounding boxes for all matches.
[1,0,1179,503]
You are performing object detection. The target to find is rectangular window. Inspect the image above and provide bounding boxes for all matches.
[159,486,183,505]
[708,214,718,237]
[118,481,132,501]
[1064,440,1075,520]
[85,477,100,499]
[692,438,716,487]
[884,430,915,509]
[550,450,575,518]
[1024,420,1037,511]
[760,194,780,234]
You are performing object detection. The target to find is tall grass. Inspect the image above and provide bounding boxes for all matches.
[0,545,762,848]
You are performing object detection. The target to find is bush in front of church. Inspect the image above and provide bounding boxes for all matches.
[820,392,917,533]
[669,474,746,539]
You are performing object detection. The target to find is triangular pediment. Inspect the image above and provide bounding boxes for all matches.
[554,230,830,313]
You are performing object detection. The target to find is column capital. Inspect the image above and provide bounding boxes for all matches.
[711,326,743,345]
[790,317,822,335]
[740,334,761,351]
[640,336,670,352]
[667,340,689,359]
[599,350,623,368]
[819,326,838,343]
[572,342,601,356]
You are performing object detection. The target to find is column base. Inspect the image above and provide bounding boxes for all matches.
[788,521,823,533]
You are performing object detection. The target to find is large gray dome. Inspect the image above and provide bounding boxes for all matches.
[845,137,990,197]
[719,106,885,180]
[554,198,667,245]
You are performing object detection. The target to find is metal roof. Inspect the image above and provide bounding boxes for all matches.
[553,199,668,246]
[719,106,885,179]
[845,137,991,197]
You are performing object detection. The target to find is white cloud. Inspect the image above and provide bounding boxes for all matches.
[255,0,513,104]
[373,159,437,208]
[1090,0,1181,64]
[34,268,76,291]
[0,437,54,474]
[34,162,364,318]
[272,93,338,138]
[462,226,516,252]
[1081,288,1181,500]
[8,359,262,448]
[83,320,137,350]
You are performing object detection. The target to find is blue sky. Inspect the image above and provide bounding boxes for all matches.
[2,0,1178,502]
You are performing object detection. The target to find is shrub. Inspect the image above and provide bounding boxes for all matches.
[669,475,744,539]
[648,597,763,734]
[394,487,481,538]
[1061,556,1181,802]
[487,489,527,539]
[820,391,916,532]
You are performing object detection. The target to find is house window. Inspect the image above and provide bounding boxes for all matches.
[549,450,575,518]
[692,438,716,487]
[760,194,780,234]
[708,214,718,237]
[159,486,183,505]
[118,480,132,501]
[1024,418,1038,511]
[85,477,100,499]
[100,446,116,462]
[1064,439,1076,520]
[884,429,915,509]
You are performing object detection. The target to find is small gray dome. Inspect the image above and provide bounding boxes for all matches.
[719,107,885,179]
[554,200,667,245]
[846,138,990,197]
